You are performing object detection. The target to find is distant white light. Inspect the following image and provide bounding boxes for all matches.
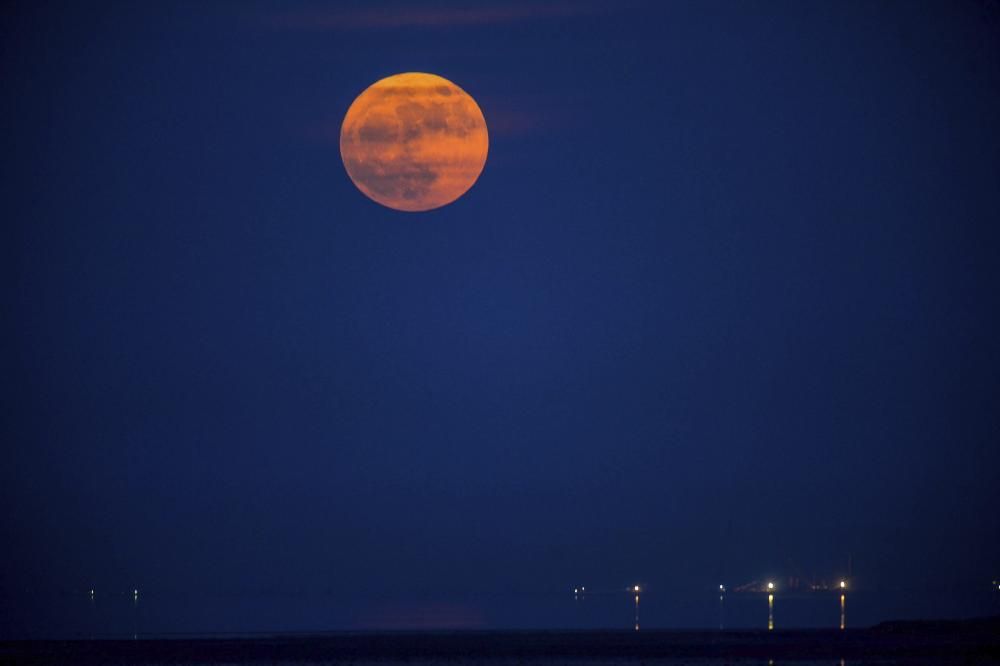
[767,582,774,590]
[634,585,640,592]
[719,584,725,591]
[840,580,846,589]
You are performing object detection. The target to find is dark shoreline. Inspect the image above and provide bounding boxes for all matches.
[3,618,999,664]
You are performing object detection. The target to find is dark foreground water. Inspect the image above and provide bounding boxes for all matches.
[5,589,1000,639]
[3,622,999,665]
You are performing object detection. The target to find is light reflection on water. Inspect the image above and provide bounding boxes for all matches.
[0,588,922,641]
[3,594,858,640]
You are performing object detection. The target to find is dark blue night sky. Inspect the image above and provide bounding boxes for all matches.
[3,1,999,636]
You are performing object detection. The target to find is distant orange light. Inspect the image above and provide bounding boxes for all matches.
[340,72,488,212]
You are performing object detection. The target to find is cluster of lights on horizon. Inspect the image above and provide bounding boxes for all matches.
[79,576,999,634]
[714,580,850,631]
[78,576,1000,636]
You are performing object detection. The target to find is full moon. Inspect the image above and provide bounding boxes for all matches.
[340,72,489,212]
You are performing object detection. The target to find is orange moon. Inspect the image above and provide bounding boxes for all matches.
[340,72,489,212]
